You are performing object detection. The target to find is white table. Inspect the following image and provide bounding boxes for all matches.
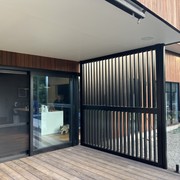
[41,111,63,135]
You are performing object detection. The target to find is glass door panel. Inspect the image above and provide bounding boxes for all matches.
[33,75,72,150]
[0,71,29,159]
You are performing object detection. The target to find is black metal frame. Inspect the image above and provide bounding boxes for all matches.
[80,44,167,168]
[105,0,145,19]
[156,45,167,168]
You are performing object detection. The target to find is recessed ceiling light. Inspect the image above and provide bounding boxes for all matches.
[141,36,154,41]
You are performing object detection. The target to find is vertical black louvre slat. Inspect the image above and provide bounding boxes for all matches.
[116,111,119,152]
[143,52,147,108]
[99,62,101,106]
[152,50,157,108]
[82,65,85,105]
[120,112,123,153]
[135,54,139,107]
[105,60,108,106]
[124,56,127,107]
[149,113,152,161]
[109,111,112,150]
[92,63,94,105]
[147,51,152,108]
[94,62,96,105]
[113,112,116,151]
[139,53,142,107]
[153,114,157,162]
[85,64,88,105]
[116,58,120,106]
[124,112,127,154]
[110,59,112,106]
[84,110,86,144]
[96,110,99,146]
[90,110,93,145]
[94,110,97,146]
[99,61,102,105]
[152,50,157,162]
[139,113,143,159]
[107,111,110,149]
[89,63,92,105]
[102,61,105,106]
[135,113,139,157]
[100,110,103,148]
[112,58,115,106]
[122,57,125,106]
[87,110,90,144]
[108,60,111,106]
[102,111,105,148]
[130,55,133,107]
[102,111,106,148]
[119,57,122,106]
[126,56,130,107]
[93,110,96,146]
[127,112,131,155]
[105,111,107,149]
[144,113,147,159]
[131,112,135,157]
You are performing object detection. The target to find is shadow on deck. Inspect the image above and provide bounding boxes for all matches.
[0,145,180,180]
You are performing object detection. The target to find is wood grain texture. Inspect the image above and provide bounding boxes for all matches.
[0,146,179,180]
[165,52,180,82]
[0,50,80,73]
[139,0,180,30]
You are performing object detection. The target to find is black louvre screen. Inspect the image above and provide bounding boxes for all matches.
[81,45,166,167]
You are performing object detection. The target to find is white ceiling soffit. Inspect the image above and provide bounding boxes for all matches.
[0,0,179,61]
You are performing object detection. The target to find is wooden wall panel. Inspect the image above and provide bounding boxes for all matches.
[0,50,80,73]
[139,0,180,30]
[165,52,180,82]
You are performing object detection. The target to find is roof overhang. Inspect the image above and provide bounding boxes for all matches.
[0,0,179,61]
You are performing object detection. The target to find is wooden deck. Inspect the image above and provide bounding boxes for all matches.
[0,146,179,180]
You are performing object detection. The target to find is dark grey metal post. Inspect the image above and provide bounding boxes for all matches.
[156,44,167,169]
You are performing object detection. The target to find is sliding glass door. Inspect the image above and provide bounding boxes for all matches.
[32,74,74,151]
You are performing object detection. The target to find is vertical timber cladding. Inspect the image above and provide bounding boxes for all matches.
[81,44,166,167]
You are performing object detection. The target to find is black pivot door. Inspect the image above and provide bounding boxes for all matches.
[0,70,30,160]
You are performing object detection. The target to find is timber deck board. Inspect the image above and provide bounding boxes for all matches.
[0,145,180,180]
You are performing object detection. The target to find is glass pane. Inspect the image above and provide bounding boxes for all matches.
[0,72,29,158]
[166,92,171,126]
[33,75,71,150]
[171,85,178,124]
[166,82,170,92]
[167,83,180,171]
